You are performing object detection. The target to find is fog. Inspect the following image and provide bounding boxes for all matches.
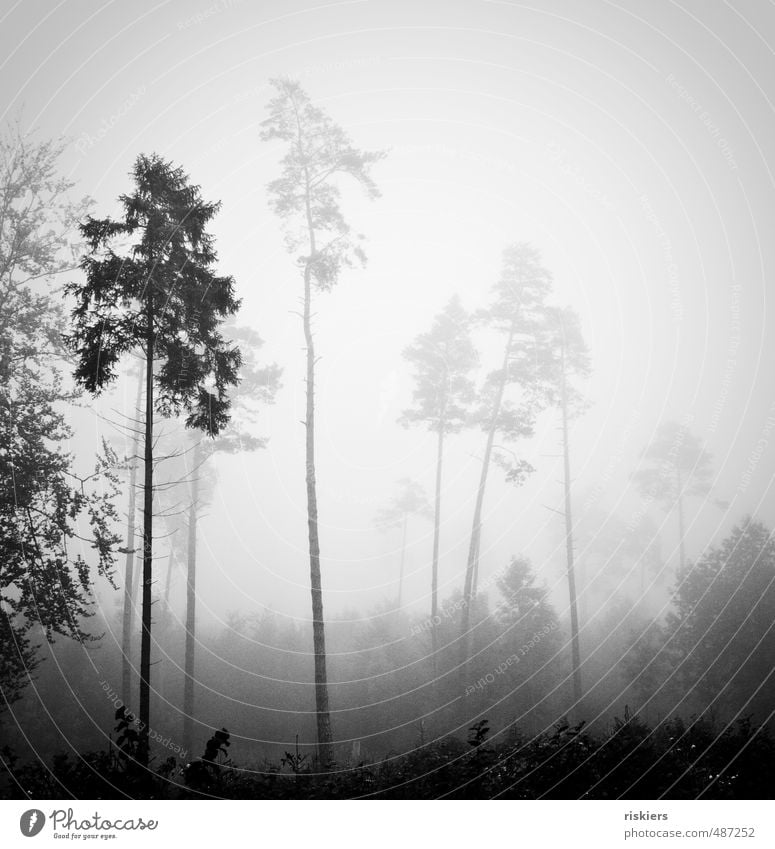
[2,0,775,793]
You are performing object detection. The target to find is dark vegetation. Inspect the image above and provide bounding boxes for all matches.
[2,81,774,799]
[3,715,772,799]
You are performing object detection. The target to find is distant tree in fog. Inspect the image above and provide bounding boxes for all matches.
[496,556,557,632]
[261,78,384,767]
[460,244,556,659]
[375,478,433,608]
[65,153,241,766]
[546,305,590,707]
[463,557,560,730]
[633,421,714,570]
[181,321,280,754]
[0,125,120,712]
[575,510,663,605]
[401,295,478,670]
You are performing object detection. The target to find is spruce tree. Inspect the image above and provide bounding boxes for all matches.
[65,153,241,766]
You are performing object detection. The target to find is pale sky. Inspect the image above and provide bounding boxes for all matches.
[3,0,775,632]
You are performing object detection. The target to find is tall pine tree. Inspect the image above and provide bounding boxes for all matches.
[547,305,590,707]
[261,79,383,766]
[460,244,555,667]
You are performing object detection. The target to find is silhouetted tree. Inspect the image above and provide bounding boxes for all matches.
[65,153,241,765]
[261,78,383,766]
[401,296,478,670]
[633,421,713,570]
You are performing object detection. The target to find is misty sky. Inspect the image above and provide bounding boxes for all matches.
[3,0,774,633]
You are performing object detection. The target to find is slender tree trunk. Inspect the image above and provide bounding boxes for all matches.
[138,296,154,767]
[121,372,142,706]
[163,547,174,609]
[676,467,686,572]
[131,538,141,624]
[460,327,514,660]
[132,367,159,617]
[471,541,481,598]
[303,267,334,768]
[183,438,200,756]
[430,425,445,677]
[156,547,174,703]
[396,513,408,609]
[292,107,335,767]
[579,559,588,623]
[560,347,583,707]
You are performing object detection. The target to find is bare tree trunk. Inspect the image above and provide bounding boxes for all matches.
[154,547,175,704]
[560,346,583,707]
[303,267,333,768]
[430,425,445,677]
[121,372,142,706]
[131,538,141,625]
[396,513,408,609]
[292,98,334,767]
[138,297,154,767]
[460,328,513,663]
[676,467,686,572]
[471,539,481,598]
[163,546,174,609]
[183,438,200,756]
